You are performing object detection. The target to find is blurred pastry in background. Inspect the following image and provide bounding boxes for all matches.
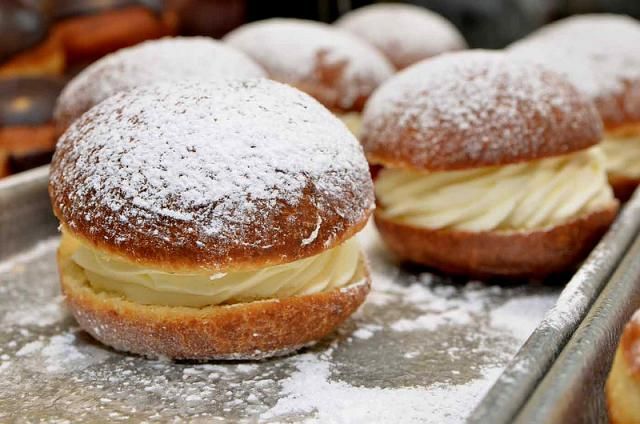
[607,309,640,424]
[361,51,618,278]
[54,36,265,133]
[0,1,64,78]
[49,0,176,69]
[166,0,245,38]
[335,3,467,70]
[50,79,373,359]
[224,18,394,137]
[509,15,640,201]
[0,77,64,176]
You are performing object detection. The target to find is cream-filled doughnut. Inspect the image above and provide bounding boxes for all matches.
[509,15,640,200]
[54,36,265,132]
[361,51,618,278]
[224,18,394,135]
[49,79,374,359]
[335,3,466,70]
[607,309,640,424]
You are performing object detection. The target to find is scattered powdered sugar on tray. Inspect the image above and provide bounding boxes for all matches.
[0,222,561,422]
[490,295,558,340]
[262,352,503,423]
[3,296,65,327]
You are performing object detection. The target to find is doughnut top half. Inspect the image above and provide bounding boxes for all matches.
[50,79,374,272]
[361,50,602,171]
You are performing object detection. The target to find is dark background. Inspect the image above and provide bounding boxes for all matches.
[243,0,640,48]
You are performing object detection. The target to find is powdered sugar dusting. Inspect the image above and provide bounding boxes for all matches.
[50,79,373,268]
[224,19,394,110]
[361,50,601,170]
[262,352,503,423]
[335,3,466,69]
[55,37,266,127]
[508,14,640,125]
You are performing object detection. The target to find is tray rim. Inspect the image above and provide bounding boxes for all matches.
[470,190,640,423]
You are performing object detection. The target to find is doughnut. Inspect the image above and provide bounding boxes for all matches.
[54,37,266,133]
[0,2,64,78]
[335,3,466,70]
[0,77,64,176]
[509,15,640,201]
[607,309,640,423]
[50,2,176,65]
[224,18,394,137]
[361,51,618,278]
[49,79,374,360]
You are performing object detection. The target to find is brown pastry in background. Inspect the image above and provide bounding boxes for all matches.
[0,77,64,176]
[224,18,394,137]
[335,3,467,70]
[0,1,64,78]
[49,0,177,67]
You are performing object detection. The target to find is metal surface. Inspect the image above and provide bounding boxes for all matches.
[0,167,637,422]
[470,191,640,424]
[0,166,57,259]
[514,194,640,424]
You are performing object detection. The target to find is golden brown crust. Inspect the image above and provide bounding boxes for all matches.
[52,6,175,64]
[59,248,370,360]
[598,82,640,131]
[374,203,618,278]
[607,319,640,424]
[361,51,603,172]
[621,314,640,379]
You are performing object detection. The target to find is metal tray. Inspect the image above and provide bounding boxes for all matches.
[0,166,638,423]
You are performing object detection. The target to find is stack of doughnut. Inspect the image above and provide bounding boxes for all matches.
[509,15,640,201]
[224,18,394,136]
[335,3,466,70]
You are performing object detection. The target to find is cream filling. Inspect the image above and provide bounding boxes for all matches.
[601,134,640,178]
[63,233,362,308]
[339,112,362,137]
[375,148,614,232]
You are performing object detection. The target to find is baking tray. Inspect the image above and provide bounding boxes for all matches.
[469,190,640,423]
[0,166,638,423]
[512,192,640,424]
